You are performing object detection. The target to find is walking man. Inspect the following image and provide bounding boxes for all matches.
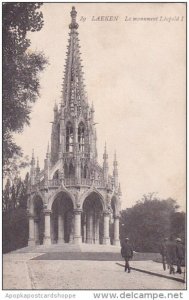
[175,238,185,274]
[166,235,177,274]
[121,237,133,273]
[159,238,168,270]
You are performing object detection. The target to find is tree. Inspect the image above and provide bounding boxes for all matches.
[3,172,29,212]
[120,193,185,252]
[3,3,48,167]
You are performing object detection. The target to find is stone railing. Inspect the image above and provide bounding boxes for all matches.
[30,177,110,191]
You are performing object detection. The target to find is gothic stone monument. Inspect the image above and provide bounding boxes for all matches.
[27,7,121,247]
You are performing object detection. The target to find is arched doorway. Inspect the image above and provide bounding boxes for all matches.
[82,192,103,244]
[33,196,44,245]
[51,192,74,244]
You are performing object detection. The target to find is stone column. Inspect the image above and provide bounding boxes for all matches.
[103,211,110,245]
[74,209,82,244]
[44,210,51,245]
[89,212,93,243]
[94,213,100,244]
[58,214,64,244]
[69,215,74,243]
[28,213,35,246]
[86,212,93,244]
[83,223,86,243]
[86,213,90,243]
[50,214,55,244]
[34,217,40,245]
[113,216,120,246]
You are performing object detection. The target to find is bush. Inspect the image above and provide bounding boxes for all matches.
[3,208,28,253]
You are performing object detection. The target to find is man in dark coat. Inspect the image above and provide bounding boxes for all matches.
[121,238,133,273]
[159,238,168,270]
[166,235,177,274]
[175,238,185,274]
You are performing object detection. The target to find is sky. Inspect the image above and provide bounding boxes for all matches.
[14,3,186,210]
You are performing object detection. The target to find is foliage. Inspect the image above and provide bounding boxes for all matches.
[3,172,29,212]
[3,2,48,167]
[120,193,185,252]
[3,153,30,181]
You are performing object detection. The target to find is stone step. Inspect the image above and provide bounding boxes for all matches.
[12,243,120,254]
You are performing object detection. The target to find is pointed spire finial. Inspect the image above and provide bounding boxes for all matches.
[69,6,79,30]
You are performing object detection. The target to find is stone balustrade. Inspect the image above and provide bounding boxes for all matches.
[30,177,111,191]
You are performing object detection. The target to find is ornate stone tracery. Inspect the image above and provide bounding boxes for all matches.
[28,6,121,247]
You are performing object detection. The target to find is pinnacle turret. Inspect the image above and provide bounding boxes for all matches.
[103,143,109,182]
[62,7,87,115]
[113,151,119,190]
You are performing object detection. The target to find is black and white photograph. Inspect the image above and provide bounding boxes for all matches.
[2,1,186,294]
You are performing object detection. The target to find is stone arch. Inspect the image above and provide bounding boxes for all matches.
[48,187,75,211]
[51,190,74,244]
[29,191,44,213]
[66,121,74,153]
[79,188,105,211]
[81,190,105,244]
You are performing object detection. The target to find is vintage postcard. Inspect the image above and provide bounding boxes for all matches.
[2,1,186,296]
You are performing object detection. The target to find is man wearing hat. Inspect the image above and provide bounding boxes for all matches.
[175,238,185,274]
[121,237,133,273]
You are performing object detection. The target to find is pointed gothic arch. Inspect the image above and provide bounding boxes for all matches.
[78,121,85,152]
[66,121,74,152]
[51,191,74,243]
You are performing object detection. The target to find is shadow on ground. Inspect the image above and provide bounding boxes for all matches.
[32,252,161,261]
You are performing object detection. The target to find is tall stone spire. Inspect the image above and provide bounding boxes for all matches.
[62,6,87,115]
[103,142,109,183]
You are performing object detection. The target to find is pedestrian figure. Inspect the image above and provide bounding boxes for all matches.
[121,237,133,273]
[166,235,177,275]
[159,238,168,270]
[175,238,185,274]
